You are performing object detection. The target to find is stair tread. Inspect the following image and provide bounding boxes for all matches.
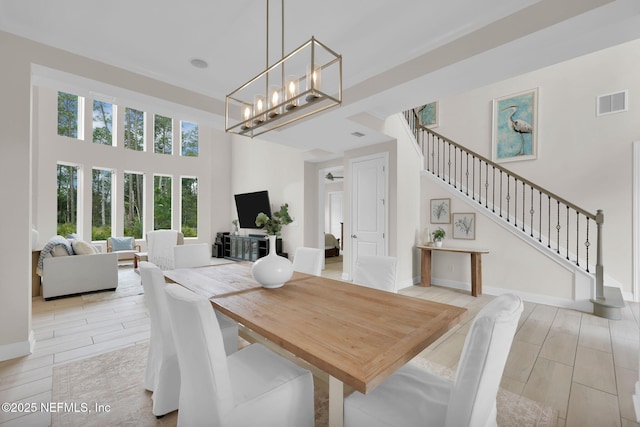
[591,286,625,308]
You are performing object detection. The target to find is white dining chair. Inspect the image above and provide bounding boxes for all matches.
[173,243,211,269]
[292,247,324,276]
[139,261,180,417]
[164,283,315,427]
[173,243,239,355]
[352,255,398,292]
[344,293,524,427]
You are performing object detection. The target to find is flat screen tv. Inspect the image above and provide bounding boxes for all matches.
[234,190,272,229]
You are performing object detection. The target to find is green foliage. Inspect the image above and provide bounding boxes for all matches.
[154,176,172,230]
[255,204,293,236]
[57,223,76,237]
[181,122,199,157]
[124,107,144,151]
[92,225,111,241]
[57,164,77,230]
[181,177,198,237]
[154,115,173,155]
[182,226,197,238]
[432,227,446,240]
[92,100,113,145]
[124,221,143,240]
[57,92,78,138]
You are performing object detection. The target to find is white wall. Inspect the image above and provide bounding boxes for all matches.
[0,32,33,360]
[230,135,307,257]
[417,38,640,300]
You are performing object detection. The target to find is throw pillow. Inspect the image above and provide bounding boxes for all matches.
[111,237,134,252]
[72,239,98,255]
[51,245,71,257]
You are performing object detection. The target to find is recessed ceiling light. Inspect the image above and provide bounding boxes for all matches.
[190,58,208,69]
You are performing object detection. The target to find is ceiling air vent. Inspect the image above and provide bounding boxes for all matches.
[597,90,628,116]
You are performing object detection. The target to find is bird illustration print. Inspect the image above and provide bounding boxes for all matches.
[502,105,533,155]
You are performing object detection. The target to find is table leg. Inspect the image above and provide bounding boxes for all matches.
[470,253,482,296]
[420,249,432,287]
[329,375,344,427]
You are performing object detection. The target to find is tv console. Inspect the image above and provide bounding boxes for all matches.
[222,234,285,261]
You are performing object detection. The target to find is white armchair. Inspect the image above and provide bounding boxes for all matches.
[164,284,314,427]
[146,230,184,270]
[344,293,524,427]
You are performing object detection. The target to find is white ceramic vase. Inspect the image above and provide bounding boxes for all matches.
[251,235,293,289]
[434,239,443,248]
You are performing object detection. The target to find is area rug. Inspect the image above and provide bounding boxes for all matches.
[52,342,557,427]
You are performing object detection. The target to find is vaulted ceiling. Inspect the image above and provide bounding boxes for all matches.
[1,0,639,159]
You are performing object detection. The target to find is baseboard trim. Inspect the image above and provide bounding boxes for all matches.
[634,381,640,422]
[430,277,594,312]
[0,330,35,362]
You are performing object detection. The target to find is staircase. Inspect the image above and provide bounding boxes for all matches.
[403,110,624,319]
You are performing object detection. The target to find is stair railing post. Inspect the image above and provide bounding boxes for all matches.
[595,209,604,300]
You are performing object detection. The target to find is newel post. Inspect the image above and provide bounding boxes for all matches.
[595,209,604,300]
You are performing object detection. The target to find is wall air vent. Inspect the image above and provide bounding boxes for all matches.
[597,90,628,116]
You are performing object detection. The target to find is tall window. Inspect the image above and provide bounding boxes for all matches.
[57,164,78,236]
[154,115,172,155]
[124,107,144,151]
[154,175,172,230]
[58,92,80,138]
[181,177,198,237]
[181,121,199,157]
[93,101,113,145]
[124,172,144,238]
[92,168,113,240]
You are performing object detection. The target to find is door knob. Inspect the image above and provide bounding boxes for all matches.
[351,234,358,238]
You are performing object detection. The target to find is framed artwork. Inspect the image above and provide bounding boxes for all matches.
[453,213,476,240]
[492,88,538,163]
[415,101,438,128]
[430,198,450,224]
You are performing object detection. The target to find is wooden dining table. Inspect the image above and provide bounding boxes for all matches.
[164,261,467,427]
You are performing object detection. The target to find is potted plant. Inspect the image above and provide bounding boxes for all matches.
[232,219,239,235]
[252,204,294,288]
[432,227,446,247]
[255,204,293,236]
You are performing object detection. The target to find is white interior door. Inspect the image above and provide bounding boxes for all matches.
[350,154,387,277]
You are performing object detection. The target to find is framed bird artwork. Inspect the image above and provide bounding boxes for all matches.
[492,88,538,163]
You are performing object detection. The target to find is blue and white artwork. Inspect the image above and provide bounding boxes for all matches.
[493,89,537,163]
[415,101,438,128]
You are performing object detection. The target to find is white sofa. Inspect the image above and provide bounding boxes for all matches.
[42,252,118,300]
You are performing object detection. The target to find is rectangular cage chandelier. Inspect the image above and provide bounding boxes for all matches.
[225,0,342,139]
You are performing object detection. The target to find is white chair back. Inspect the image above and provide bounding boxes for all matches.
[146,230,183,270]
[174,243,211,268]
[445,293,523,427]
[353,255,398,292]
[293,247,324,276]
[139,261,180,416]
[164,284,234,426]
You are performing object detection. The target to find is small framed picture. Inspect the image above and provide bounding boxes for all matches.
[453,213,476,240]
[414,101,438,128]
[430,198,450,224]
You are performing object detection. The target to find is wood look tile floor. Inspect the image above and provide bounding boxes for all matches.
[1,263,638,427]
